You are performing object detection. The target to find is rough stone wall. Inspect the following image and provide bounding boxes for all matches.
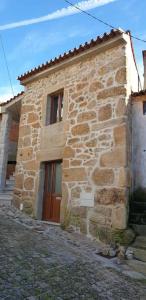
[14,41,132,240]
[62,45,130,241]
[9,121,19,142]
[14,91,41,214]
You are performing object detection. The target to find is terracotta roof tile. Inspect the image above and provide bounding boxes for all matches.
[132,90,146,97]
[18,29,126,82]
[0,91,24,107]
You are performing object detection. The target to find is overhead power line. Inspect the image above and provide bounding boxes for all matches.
[64,0,144,90]
[0,34,21,118]
[0,34,14,97]
[64,0,146,43]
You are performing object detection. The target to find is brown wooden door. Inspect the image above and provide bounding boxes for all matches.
[42,160,62,222]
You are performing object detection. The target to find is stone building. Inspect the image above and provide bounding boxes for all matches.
[0,92,23,189]
[132,51,146,190]
[0,29,139,241]
[129,51,146,226]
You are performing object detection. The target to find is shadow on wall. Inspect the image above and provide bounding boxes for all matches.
[129,187,146,225]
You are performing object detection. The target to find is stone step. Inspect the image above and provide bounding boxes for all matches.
[130,247,146,262]
[6,182,15,187]
[131,224,146,235]
[0,188,13,206]
[0,192,13,196]
[0,199,12,206]
[9,175,15,180]
[8,185,14,189]
[5,182,14,187]
[4,184,14,192]
[126,259,146,276]
[132,236,146,250]
[6,178,15,185]
[0,195,13,200]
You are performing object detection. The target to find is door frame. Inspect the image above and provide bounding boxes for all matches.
[35,162,45,220]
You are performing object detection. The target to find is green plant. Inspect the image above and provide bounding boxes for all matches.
[60,205,71,230]
[111,228,135,246]
[111,229,125,245]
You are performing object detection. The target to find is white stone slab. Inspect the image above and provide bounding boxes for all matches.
[80,192,94,207]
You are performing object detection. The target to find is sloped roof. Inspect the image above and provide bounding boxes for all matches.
[132,90,146,97]
[0,91,24,107]
[18,29,127,82]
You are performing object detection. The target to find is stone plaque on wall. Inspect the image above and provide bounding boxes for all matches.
[80,192,94,207]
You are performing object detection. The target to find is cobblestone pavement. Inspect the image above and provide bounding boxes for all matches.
[0,205,146,300]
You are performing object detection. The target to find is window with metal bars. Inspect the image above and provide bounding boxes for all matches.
[46,91,63,125]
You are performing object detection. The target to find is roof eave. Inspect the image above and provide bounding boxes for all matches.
[20,32,127,86]
[0,91,24,111]
[132,90,146,101]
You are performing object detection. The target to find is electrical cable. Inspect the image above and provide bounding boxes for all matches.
[0,34,25,120]
[0,34,20,119]
[0,34,14,97]
[63,0,143,89]
[63,0,146,43]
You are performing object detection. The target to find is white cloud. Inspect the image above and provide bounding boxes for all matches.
[0,0,116,31]
[0,85,22,103]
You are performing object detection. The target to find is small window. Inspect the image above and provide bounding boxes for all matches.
[143,101,146,115]
[46,91,63,125]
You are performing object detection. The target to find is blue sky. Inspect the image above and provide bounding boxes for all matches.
[0,0,145,101]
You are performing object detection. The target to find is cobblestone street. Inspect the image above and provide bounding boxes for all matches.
[0,206,146,300]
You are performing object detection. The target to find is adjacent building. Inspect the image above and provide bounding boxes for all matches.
[132,51,146,189]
